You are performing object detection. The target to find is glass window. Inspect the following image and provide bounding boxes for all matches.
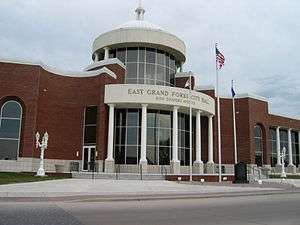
[114,109,141,165]
[127,47,138,62]
[159,129,171,146]
[0,139,19,160]
[115,109,126,127]
[147,111,156,127]
[254,125,263,167]
[126,127,138,145]
[113,47,178,86]
[146,64,155,81]
[127,109,139,126]
[269,128,277,167]
[147,128,156,146]
[159,147,170,165]
[115,146,125,164]
[0,119,21,139]
[157,50,165,66]
[1,101,22,118]
[99,52,105,61]
[159,112,171,128]
[85,106,97,125]
[0,101,22,160]
[114,109,193,166]
[126,146,138,164]
[165,53,170,68]
[84,126,96,144]
[139,47,145,62]
[280,130,288,165]
[156,65,165,84]
[138,63,145,81]
[170,55,176,70]
[84,106,97,145]
[109,49,116,58]
[291,131,299,166]
[179,148,190,166]
[146,48,156,64]
[116,48,126,63]
[147,146,157,165]
[127,63,138,79]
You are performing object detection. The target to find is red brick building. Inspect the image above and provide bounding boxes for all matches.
[0,6,299,175]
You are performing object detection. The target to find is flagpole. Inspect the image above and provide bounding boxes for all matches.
[232,80,238,164]
[189,72,193,182]
[215,43,222,183]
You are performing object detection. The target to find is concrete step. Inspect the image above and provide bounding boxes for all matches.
[72,172,166,180]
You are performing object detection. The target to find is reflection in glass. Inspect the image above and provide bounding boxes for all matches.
[116,48,126,63]
[0,101,22,160]
[146,48,156,64]
[2,101,22,118]
[84,106,97,145]
[127,47,138,62]
[147,146,157,165]
[109,47,179,86]
[114,109,193,166]
[254,125,263,167]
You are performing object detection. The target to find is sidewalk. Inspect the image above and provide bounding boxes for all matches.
[0,179,295,201]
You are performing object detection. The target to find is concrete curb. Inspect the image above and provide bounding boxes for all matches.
[0,189,299,203]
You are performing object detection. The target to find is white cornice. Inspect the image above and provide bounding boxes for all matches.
[220,93,268,102]
[84,58,126,71]
[269,112,300,121]
[0,57,117,79]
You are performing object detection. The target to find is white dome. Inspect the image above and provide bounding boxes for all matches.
[116,20,164,31]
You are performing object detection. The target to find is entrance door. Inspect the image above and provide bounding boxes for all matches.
[82,146,96,171]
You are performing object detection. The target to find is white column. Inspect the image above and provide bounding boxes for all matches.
[104,47,110,60]
[276,127,281,165]
[195,110,202,163]
[208,114,214,163]
[140,104,148,163]
[106,104,115,161]
[94,52,99,62]
[172,106,179,162]
[288,128,293,166]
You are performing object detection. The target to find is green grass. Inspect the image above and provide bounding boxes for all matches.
[0,172,70,185]
[269,174,300,179]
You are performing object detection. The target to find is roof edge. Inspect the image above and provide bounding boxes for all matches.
[0,57,117,79]
[84,58,126,71]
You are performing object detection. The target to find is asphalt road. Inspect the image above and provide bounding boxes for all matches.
[0,193,299,225]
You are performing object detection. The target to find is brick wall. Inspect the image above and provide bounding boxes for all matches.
[0,62,125,161]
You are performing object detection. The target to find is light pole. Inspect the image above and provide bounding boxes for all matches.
[280,147,287,179]
[35,132,49,176]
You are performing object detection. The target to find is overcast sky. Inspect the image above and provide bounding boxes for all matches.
[0,0,299,118]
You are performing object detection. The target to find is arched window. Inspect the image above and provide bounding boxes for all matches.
[254,125,263,166]
[0,101,22,160]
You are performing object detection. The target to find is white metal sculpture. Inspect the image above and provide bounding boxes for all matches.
[280,147,287,179]
[35,132,49,176]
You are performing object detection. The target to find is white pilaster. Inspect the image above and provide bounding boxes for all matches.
[105,104,115,173]
[276,126,281,166]
[140,104,148,163]
[208,114,214,163]
[195,110,202,163]
[170,106,180,174]
[288,128,293,166]
[104,47,110,60]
